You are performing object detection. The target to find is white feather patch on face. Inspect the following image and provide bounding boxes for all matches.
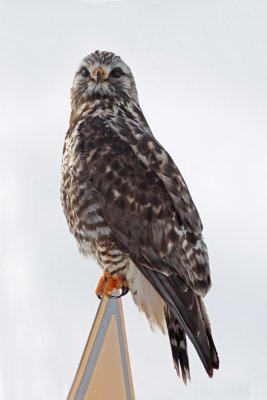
[126,259,166,333]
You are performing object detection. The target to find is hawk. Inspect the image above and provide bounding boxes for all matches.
[61,50,219,383]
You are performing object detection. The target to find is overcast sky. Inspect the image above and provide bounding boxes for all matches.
[0,0,267,399]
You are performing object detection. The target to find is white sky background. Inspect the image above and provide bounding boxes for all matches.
[0,0,267,399]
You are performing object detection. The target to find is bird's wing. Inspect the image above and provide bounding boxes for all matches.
[78,114,210,296]
[77,114,218,375]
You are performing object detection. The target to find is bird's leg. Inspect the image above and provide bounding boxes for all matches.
[95,271,129,299]
[95,271,114,299]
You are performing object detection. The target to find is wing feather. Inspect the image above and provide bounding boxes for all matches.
[78,114,210,295]
[110,116,203,233]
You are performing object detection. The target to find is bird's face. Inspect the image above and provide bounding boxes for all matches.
[71,50,138,106]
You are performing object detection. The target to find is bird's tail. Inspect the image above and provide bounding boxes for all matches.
[197,297,220,376]
[164,306,190,384]
[139,266,219,379]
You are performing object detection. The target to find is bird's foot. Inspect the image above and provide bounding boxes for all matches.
[95,271,129,300]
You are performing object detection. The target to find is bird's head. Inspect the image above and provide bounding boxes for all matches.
[71,50,139,116]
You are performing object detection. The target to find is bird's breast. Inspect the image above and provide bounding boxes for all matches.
[61,124,112,255]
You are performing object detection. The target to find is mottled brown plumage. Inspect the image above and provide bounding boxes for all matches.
[61,50,219,382]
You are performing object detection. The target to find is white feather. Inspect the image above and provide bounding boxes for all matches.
[126,259,166,333]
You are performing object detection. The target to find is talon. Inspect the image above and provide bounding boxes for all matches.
[120,286,129,298]
[95,271,111,298]
[109,286,129,299]
[95,271,126,299]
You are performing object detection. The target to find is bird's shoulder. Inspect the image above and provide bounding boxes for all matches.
[75,111,203,234]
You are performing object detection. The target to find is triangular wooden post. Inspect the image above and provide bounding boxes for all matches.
[68,291,135,400]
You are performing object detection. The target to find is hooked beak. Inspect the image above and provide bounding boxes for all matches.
[96,69,104,84]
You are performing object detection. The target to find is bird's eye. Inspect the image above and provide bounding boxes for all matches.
[80,67,90,78]
[110,68,123,78]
